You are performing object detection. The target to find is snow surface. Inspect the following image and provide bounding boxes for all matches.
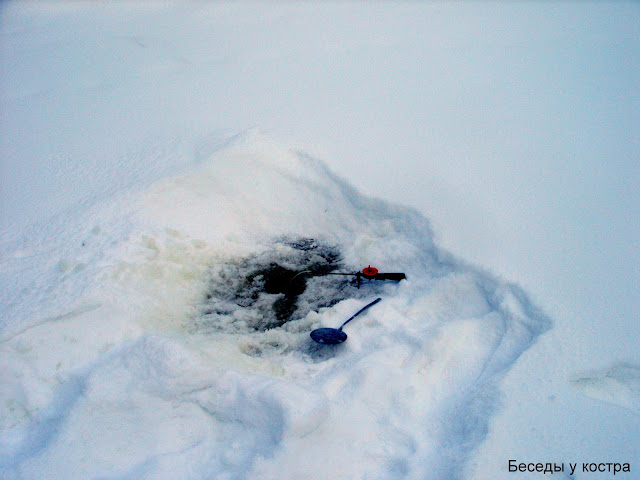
[1,2,639,479]
[572,364,640,414]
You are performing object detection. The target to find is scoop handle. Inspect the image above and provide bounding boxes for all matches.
[339,297,382,330]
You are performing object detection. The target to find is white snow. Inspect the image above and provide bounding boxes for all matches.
[572,364,640,414]
[1,2,638,479]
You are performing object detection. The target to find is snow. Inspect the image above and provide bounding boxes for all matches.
[1,2,639,479]
[572,364,640,414]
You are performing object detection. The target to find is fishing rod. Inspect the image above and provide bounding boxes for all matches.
[293,265,406,288]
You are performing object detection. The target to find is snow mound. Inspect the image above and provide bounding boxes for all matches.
[0,132,550,480]
[571,364,640,413]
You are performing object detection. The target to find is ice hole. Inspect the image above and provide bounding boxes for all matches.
[194,237,377,334]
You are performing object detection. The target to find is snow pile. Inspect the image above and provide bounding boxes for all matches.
[0,133,550,479]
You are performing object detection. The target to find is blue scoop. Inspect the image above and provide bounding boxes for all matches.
[310,297,382,345]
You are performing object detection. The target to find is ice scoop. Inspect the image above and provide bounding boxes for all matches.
[310,297,382,345]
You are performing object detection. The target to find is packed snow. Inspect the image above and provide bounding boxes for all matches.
[1,133,550,479]
[572,364,640,414]
[1,2,638,479]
